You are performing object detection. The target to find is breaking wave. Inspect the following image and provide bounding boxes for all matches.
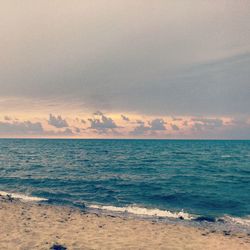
[0,191,48,202]
[222,215,250,227]
[89,204,194,220]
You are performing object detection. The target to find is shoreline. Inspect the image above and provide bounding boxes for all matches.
[1,190,250,234]
[0,195,249,249]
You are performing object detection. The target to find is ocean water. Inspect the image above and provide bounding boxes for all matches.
[0,139,250,230]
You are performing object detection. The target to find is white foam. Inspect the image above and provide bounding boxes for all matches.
[89,204,194,220]
[0,191,48,202]
[221,155,232,158]
[223,215,250,226]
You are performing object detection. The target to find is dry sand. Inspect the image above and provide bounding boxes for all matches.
[0,195,249,250]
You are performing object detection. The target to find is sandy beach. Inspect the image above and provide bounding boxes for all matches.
[0,195,249,250]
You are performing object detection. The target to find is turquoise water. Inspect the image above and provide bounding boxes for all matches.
[0,139,250,226]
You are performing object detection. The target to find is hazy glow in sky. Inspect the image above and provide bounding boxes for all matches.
[0,1,250,138]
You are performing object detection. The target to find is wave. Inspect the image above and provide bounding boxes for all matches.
[88,204,250,229]
[222,215,250,227]
[0,191,48,202]
[89,204,194,220]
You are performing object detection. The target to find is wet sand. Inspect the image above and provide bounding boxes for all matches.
[0,195,249,250]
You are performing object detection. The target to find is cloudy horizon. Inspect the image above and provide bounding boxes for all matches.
[1,1,250,138]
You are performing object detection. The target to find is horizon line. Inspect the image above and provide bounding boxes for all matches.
[0,137,249,141]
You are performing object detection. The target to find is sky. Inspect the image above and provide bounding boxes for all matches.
[0,0,250,138]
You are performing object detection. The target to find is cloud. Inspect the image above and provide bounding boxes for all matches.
[187,116,250,139]
[171,124,180,131]
[130,118,166,135]
[130,122,148,136]
[0,120,44,135]
[4,116,11,121]
[149,119,166,131]
[191,118,224,131]
[74,127,81,133]
[136,120,145,125]
[88,112,118,133]
[231,117,249,127]
[220,119,250,139]
[48,114,69,128]
[43,128,75,136]
[0,119,76,137]
[1,1,249,120]
[75,117,86,124]
[172,117,183,121]
[121,114,130,122]
[58,128,74,136]
[93,111,104,116]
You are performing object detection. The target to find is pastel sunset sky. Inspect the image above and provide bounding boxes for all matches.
[1,1,250,138]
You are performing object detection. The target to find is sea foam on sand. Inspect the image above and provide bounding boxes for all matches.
[0,191,47,202]
[223,215,250,227]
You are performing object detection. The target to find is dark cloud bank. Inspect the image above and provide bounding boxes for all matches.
[1,2,250,119]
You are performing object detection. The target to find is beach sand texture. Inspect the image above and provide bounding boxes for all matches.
[0,196,249,250]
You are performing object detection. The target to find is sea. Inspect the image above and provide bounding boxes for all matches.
[0,139,250,233]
